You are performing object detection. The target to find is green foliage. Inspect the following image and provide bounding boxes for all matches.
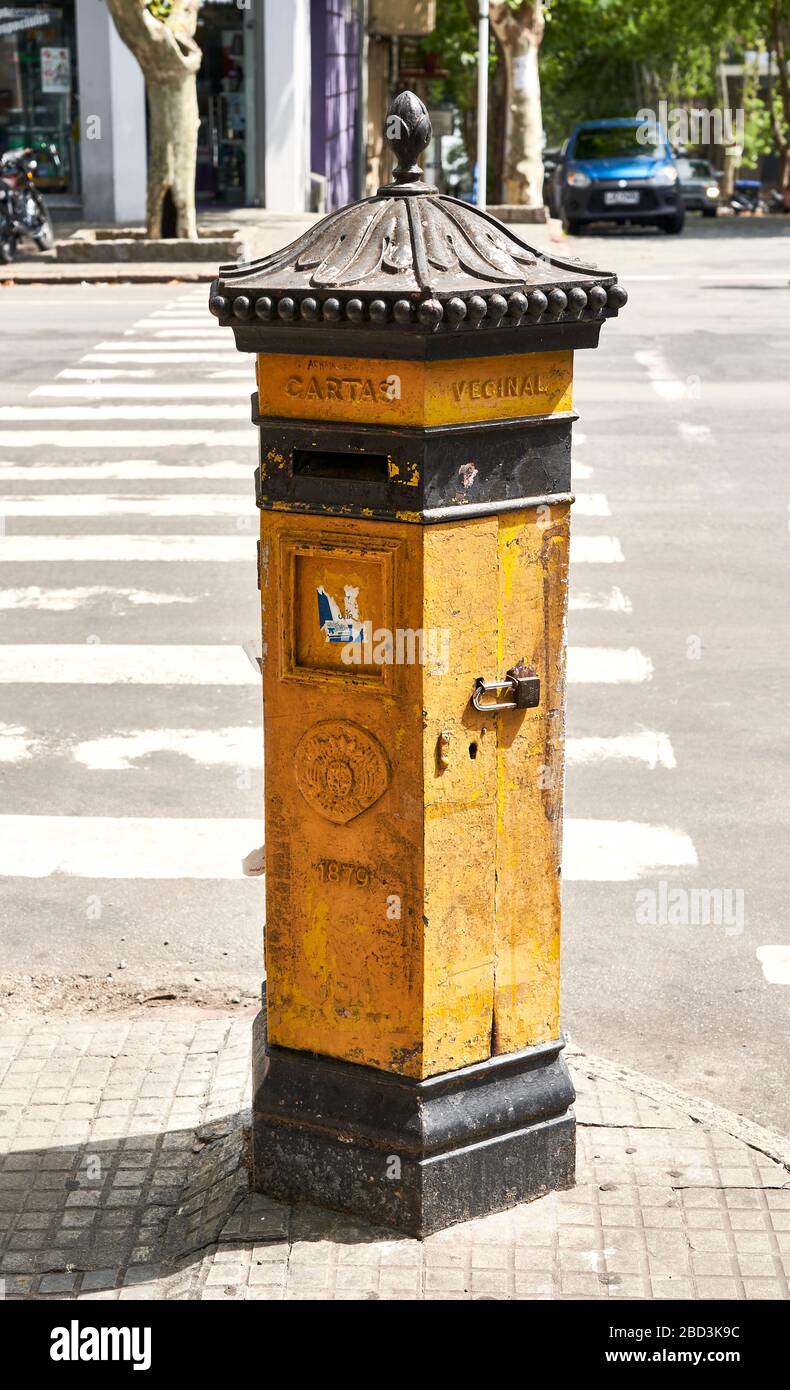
[427,0,790,181]
[740,54,777,166]
[421,0,498,125]
[146,0,174,21]
[540,0,732,145]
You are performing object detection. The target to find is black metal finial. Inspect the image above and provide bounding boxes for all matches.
[385,91,432,184]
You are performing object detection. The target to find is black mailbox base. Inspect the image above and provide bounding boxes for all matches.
[251,1009,576,1238]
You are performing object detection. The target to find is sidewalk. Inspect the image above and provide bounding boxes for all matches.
[1,1010,788,1301]
[0,209,320,284]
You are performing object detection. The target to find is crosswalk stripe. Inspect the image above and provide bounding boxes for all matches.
[0,430,253,448]
[563,819,697,881]
[72,727,262,770]
[569,587,632,612]
[33,384,247,400]
[131,320,219,331]
[143,307,214,314]
[78,361,251,372]
[90,341,237,353]
[150,332,234,343]
[0,815,696,881]
[0,724,675,772]
[756,946,790,985]
[567,647,653,683]
[0,461,252,480]
[0,405,250,421]
[573,493,610,517]
[0,815,262,878]
[57,369,157,380]
[205,368,256,380]
[0,645,258,684]
[0,537,253,561]
[0,725,32,762]
[1,495,255,516]
[0,641,645,685]
[634,346,687,402]
[0,586,196,612]
[678,422,713,444]
[570,536,624,563]
[566,732,676,769]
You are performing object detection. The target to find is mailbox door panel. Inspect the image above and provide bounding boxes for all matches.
[420,505,569,1077]
[261,511,426,1076]
[421,520,500,1076]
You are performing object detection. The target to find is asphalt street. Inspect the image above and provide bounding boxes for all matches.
[0,216,788,1130]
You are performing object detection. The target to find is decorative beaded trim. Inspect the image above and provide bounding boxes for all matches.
[209,283,627,331]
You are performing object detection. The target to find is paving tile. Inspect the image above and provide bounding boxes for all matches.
[1,1019,785,1301]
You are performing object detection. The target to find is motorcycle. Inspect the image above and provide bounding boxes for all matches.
[0,144,56,264]
[728,179,762,214]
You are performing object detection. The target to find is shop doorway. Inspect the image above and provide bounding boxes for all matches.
[196,1,255,206]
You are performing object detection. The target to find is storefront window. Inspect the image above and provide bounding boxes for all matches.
[196,0,250,205]
[0,3,78,194]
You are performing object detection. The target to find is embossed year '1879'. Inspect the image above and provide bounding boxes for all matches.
[316,858,373,887]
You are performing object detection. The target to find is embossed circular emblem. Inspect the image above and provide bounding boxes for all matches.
[295,720,390,824]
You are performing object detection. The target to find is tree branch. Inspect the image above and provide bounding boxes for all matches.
[106,0,202,80]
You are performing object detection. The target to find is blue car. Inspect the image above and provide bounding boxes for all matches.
[554,118,685,235]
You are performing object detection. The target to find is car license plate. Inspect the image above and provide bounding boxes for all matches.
[604,190,640,206]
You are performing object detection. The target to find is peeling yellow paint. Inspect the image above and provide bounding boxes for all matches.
[255,321,574,1079]
[260,498,570,1079]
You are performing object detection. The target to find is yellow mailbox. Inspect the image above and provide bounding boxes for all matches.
[209,93,627,1235]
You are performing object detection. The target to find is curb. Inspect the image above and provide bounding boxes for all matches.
[571,1047,790,1171]
[1,266,218,286]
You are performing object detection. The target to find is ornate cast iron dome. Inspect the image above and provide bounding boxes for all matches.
[209,91,627,349]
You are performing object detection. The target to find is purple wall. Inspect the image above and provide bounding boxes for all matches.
[311,0,361,211]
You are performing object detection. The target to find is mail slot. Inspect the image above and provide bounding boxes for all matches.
[291,448,390,482]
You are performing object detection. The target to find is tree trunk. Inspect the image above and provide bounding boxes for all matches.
[721,142,739,198]
[769,5,790,191]
[106,0,202,238]
[490,1,545,207]
[147,78,199,238]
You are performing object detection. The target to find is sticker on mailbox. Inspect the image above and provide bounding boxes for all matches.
[317,584,365,644]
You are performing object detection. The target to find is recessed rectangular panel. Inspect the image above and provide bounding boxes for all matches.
[280,532,399,690]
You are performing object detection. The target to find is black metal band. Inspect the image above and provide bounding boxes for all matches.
[254,410,576,520]
[252,1012,576,1235]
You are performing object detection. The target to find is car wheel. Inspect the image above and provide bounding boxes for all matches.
[702,207,717,219]
[660,211,685,234]
[563,218,584,236]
